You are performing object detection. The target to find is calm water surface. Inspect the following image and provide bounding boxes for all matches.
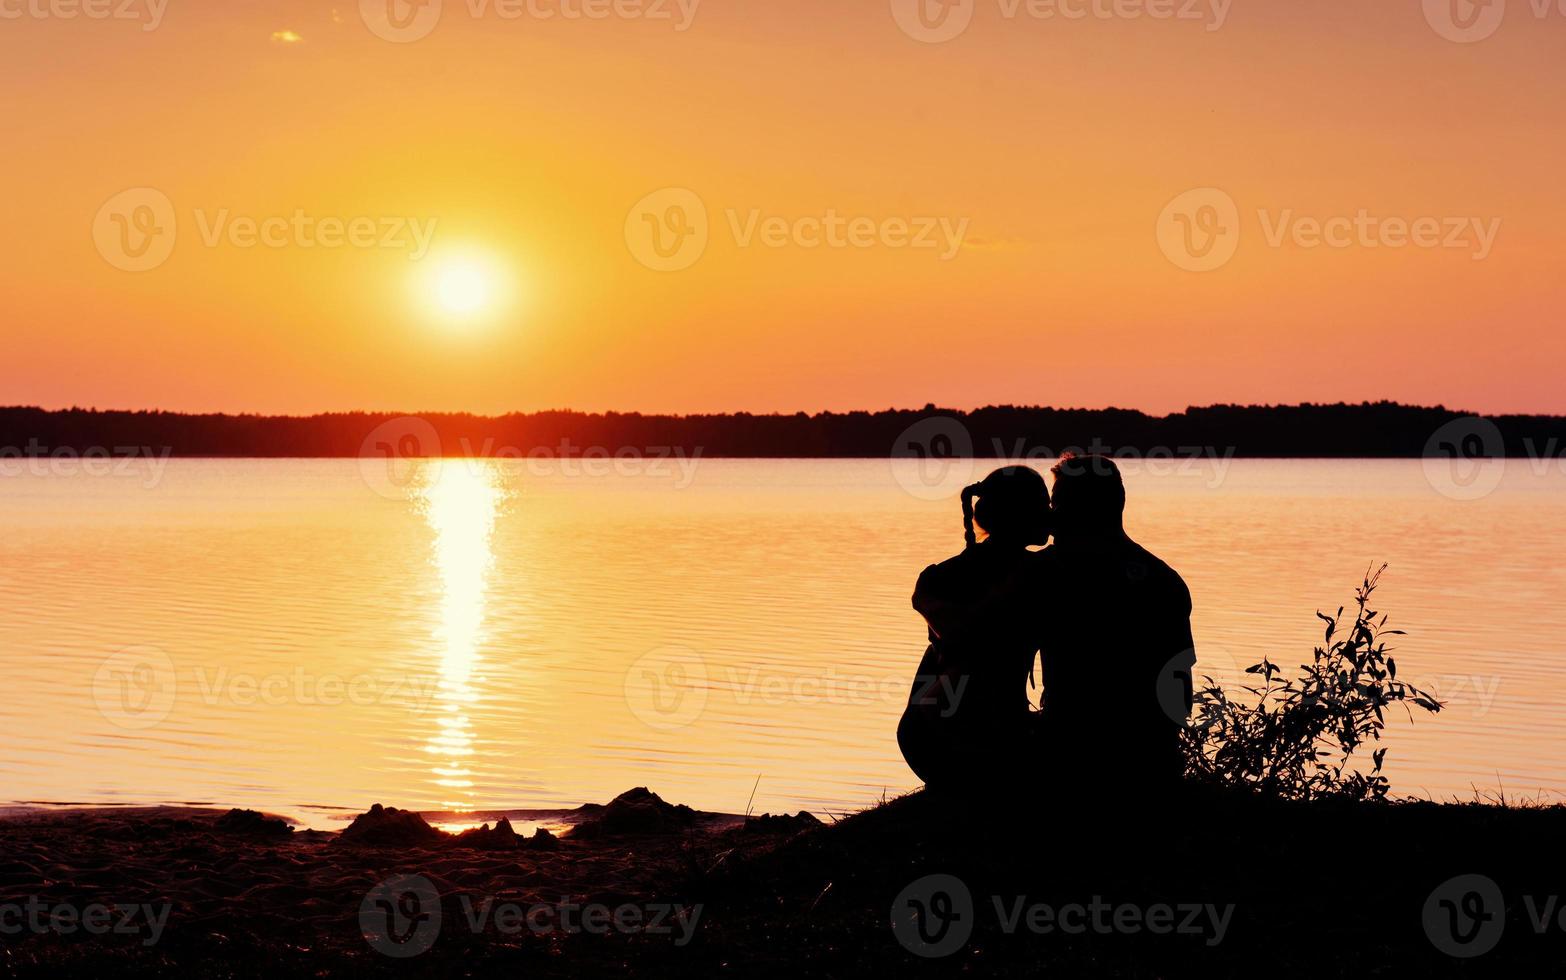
[2,458,1562,826]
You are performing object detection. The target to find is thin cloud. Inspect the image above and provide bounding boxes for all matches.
[270,30,304,44]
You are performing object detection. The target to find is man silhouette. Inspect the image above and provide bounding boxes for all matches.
[1036,454,1195,797]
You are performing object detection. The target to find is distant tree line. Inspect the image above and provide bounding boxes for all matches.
[0,402,1560,458]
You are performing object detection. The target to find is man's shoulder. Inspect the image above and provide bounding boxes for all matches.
[1125,541,1180,578]
[1125,542,1191,606]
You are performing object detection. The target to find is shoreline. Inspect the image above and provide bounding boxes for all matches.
[6,401,1564,462]
[3,787,1566,976]
[0,799,750,836]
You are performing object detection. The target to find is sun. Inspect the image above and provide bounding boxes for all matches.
[437,263,492,315]
[418,250,513,324]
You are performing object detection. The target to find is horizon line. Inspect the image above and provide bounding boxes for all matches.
[5,400,1563,422]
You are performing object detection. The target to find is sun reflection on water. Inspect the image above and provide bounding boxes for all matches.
[414,459,506,812]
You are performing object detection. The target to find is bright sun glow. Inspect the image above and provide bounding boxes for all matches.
[419,250,513,324]
[437,264,492,315]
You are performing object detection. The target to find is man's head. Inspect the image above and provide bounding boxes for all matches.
[1050,453,1126,541]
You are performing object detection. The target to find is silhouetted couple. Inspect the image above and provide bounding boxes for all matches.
[897,455,1195,802]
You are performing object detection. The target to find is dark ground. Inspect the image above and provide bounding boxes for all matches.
[1,787,1561,978]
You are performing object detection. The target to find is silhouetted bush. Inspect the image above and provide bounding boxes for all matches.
[1182,566,1443,801]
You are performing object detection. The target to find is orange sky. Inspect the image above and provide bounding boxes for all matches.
[3,1,1563,416]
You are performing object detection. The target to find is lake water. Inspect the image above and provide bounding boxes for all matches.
[2,457,1563,826]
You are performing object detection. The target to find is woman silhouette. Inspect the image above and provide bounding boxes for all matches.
[897,465,1050,790]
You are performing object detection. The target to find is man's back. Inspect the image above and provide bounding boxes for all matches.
[1036,537,1194,789]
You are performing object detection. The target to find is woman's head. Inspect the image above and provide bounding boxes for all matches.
[961,466,1051,547]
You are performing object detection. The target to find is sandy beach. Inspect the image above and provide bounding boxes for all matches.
[4,786,1565,977]
[0,789,771,977]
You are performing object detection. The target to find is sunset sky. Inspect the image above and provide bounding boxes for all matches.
[4,0,1563,416]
